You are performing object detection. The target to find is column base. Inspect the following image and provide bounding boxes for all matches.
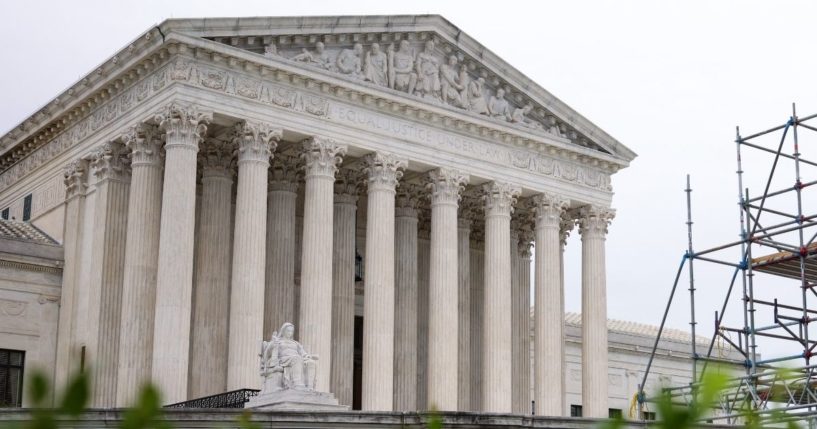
[246,390,349,411]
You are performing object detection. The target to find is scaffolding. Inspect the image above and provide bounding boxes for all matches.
[637,105,817,426]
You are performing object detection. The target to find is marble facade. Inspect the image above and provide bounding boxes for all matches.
[0,16,636,416]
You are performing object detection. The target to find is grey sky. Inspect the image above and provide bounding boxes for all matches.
[2,0,816,359]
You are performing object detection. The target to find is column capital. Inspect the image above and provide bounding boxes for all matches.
[301,136,347,179]
[154,102,211,151]
[334,168,362,204]
[90,141,130,183]
[233,121,282,165]
[199,138,235,178]
[533,193,570,229]
[578,205,615,237]
[482,181,521,218]
[363,151,407,192]
[122,123,163,168]
[518,227,534,258]
[63,159,88,200]
[396,183,422,218]
[427,168,469,206]
[560,211,575,246]
[269,153,301,192]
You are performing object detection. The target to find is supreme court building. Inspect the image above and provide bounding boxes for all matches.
[0,15,638,417]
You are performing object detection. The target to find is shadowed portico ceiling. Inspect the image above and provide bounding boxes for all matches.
[0,15,635,184]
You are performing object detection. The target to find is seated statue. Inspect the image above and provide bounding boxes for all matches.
[259,322,318,393]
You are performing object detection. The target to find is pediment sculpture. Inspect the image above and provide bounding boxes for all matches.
[257,38,555,135]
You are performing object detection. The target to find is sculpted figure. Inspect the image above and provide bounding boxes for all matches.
[488,88,512,121]
[260,322,318,392]
[414,40,441,100]
[263,42,277,58]
[364,43,389,87]
[511,103,543,130]
[468,77,489,115]
[440,55,465,107]
[390,40,417,93]
[292,42,335,71]
[336,43,364,78]
[457,64,471,108]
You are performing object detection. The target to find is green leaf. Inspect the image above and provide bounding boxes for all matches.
[26,371,49,407]
[58,372,89,416]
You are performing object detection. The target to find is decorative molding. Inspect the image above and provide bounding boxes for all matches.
[482,181,521,217]
[301,136,346,179]
[363,151,407,192]
[426,168,468,206]
[0,299,26,316]
[577,205,615,237]
[38,294,60,305]
[232,121,282,164]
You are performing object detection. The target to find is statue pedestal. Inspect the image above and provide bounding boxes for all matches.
[246,389,350,411]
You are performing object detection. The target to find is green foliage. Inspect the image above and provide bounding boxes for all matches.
[598,366,810,429]
[425,408,443,429]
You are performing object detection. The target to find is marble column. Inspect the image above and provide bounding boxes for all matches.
[559,211,574,414]
[299,137,347,392]
[578,205,615,418]
[151,103,211,404]
[481,181,520,413]
[55,160,88,393]
[116,124,164,406]
[510,226,522,413]
[469,238,484,411]
[331,170,359,407]
[532,194,569,416]
[427,168,468,411]
[227,122,280,390]
[188,138,234,398]
[510,217,532,415]
[265,154,300,339]
[456,212,472,412]
[361,152,406,411]
[516,230,533,415]
[393,185,419,411]
[88,141,131,407]
[416,215,430,409]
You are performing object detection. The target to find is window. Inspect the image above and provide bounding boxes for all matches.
[0,208,8,220]
[642,411,656,421]
[0,349,25,407]
[570,404,583,417]
[608,408,622,419]
[22,194,32,221]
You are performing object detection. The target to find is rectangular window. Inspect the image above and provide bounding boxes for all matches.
[22,194,32,221]
[642,411,656,421]
[0,349,25,407]
[570,404,583,417]
[1,208,8,220]
[608,408,622,419]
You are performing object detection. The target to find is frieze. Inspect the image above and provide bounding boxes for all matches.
[327,104,612,192]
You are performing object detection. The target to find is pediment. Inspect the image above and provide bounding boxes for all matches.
[167,15,636,164]
[0,15,635,179]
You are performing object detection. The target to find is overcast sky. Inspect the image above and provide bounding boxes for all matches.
[2,1,816,361]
